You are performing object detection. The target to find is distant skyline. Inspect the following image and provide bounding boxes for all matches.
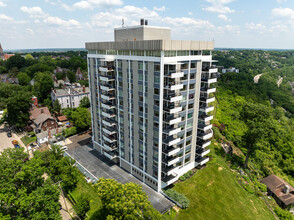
[1,0,294,49]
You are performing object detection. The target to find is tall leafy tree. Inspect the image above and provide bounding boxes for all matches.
[6,91,32,127]
[0,148,61,219]
[34,71,54,102]
[6,54,26,70]
[95,178,161,220]
[80,96,90,108]
[53,99,61,115]
[17,72,31,86]
[71,107,91,132]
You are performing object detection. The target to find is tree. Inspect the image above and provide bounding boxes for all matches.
[0,148,61,219]
[74,195,90,219]
[80,96,90,108]
[6,54,26,70]
[25,53,37,67]
[6,91,32,127]
[71,107,91,132]
[95,178,161,220]
[241,102,275,168]
[34,72,54,102]
[17,72,31,86]
[53,99,61,115]
[67,71,76,83]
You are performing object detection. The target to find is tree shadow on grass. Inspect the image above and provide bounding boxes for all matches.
[88,208,107,220]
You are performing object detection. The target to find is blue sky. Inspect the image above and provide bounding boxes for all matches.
[1,0,294,49]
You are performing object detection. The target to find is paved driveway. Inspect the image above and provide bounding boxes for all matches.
[0,124,25,153]
[67,145,174,214]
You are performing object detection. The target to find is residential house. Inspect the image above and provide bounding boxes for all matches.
[51,87,90,109]
[29,106,58,133]
[261,174,294,209]
[222,67,239,73]
[36,127,65,146]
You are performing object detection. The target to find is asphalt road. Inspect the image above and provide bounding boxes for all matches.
[0,124,22,153]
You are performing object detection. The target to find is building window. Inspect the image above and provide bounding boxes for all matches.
[154,64,160,71]
[154,88,159,95]
[154,76,160,84]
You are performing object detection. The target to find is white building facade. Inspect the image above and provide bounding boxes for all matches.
[86,22,217,192]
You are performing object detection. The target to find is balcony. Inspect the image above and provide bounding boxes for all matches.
[202,78,217,84]
[167,156,180,166]
[169,117,181,125]
[200,87,216,94]
[198,130,213,140]
[100,85,115,92]
[199,106,214,113]
[99,66,114,72]
[200,96,215,104]
[195,156,209,166]
[165,72,184,78]
[101,103,115,109]
[102,127,116,135]
[198,124,212,131]
[164,136,181,146]
[164,146,181,157]
[163,127,181,136]
[169,106,182,114]
[196,148,211,157]
[103,142,117,151]
[162,174,178,186]
[101,94,115,101]
[209,68,218,74]
[100,76,115,82]
[102,119,116,127]
[101,111,116,118]
[197,139,211,148]
[198,114,213,122]
[103,135,117,143]
[104,151,118,160]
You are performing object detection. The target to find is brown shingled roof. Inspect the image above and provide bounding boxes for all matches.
[30,106,51,120]
[261,174,294,206]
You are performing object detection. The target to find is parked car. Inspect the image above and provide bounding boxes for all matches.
[6,131,12,138]
[61,146,68,151]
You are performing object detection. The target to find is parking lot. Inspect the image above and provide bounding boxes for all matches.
[66,145,174,213]
[0,124,25,153]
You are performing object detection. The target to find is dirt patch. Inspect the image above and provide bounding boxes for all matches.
[173,206,181,213]
[214,142,218,145]
[207,180,215,187]
[218,167,223,171]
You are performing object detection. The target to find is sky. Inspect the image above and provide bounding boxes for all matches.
[1,0,294,50]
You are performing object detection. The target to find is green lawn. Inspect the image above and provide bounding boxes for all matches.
[21,135,36,146]
[69,174,102,219]
[172,142,275,220]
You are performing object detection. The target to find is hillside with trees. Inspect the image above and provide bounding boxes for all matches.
[213,50,294,185]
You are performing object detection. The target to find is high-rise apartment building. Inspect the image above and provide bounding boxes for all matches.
[86,20,217,192]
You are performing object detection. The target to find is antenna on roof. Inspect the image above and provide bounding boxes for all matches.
[122,18,125,28]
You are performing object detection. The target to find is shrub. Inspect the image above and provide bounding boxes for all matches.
[179,176,186,181]
[187,170,193,176]
[257,182,267,192]
[164,189,190,209]
[29,131,35,137]
[63,127,77,138]
[74,195,90,219]
[274,207,294,220]
[184,173,190,179]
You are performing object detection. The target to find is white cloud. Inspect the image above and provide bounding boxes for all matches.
[0,1,6,7]
[188,12,193,16]
[163,17,214,29]
[153,6,166,12]
[246,23,267,33]
[26,28,34,35]
[20,6,46,18]
[44,16,80,28]
[203,0,235,14]
[0,14,13,21]
[73,0,123,10]
[218,14,231,21]
[217,24,240,34]
[277,0,287,3]
[272,7,294,19]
